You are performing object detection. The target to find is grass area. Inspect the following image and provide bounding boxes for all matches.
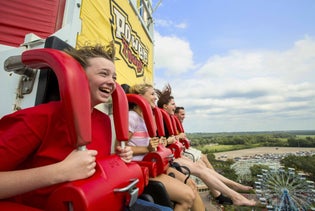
[296,135,315,138]
[198,143,260,153]
[189,131,315,153]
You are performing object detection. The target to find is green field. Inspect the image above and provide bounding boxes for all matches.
[189,130,315,153]
[198,143,260,153]
[296,135,315,138]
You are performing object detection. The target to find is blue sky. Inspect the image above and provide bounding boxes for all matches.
[151,0,315,133]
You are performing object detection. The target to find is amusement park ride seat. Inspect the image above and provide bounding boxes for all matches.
[172,115,190,149]
[0,37,148,210]
[158,108,185,158]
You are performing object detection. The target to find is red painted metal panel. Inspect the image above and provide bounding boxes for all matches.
[0,0,65,47]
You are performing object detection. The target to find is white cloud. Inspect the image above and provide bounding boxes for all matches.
[154,18,187,29]
[154,34,315,132]
[154,19,173,28]
[175,23,187,29]
[197,35,315,83]
[154,32,195,75]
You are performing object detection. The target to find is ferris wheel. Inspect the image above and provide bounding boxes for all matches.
[255,167,315,211]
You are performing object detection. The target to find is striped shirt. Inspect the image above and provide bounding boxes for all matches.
[128,110,150,161]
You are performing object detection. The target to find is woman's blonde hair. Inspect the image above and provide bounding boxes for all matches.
[129,83,154,95]
[128,83,154,110]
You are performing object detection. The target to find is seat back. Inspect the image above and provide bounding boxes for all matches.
[152,107,165,137]
[172,115,190,149]
[126,94,156,137]
[159,108,175,135]
[158,108,184,158]
[173,115,184,133]
[35,36,74,105]
[112,83,130,142]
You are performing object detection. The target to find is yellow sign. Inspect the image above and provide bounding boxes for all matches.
[77,0,154,86]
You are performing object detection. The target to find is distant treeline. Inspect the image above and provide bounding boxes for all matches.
[187,130,315,148]
[189,130,315,136]
[281,155,315,181]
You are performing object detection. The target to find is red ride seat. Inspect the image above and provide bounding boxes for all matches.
[172,115,190,149]
[158,108,185,158]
